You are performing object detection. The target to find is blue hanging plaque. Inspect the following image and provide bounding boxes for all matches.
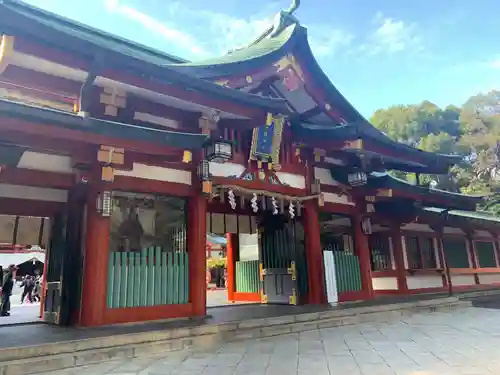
[250,115,284,166]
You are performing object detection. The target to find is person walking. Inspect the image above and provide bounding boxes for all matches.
[1,264,16,316]
[21,275,34,304]
[32,276,41,303]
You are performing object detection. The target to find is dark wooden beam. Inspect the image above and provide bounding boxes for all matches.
[11,36,270,120]
[2,65,79,98]
[298,106,323,121]
[0,117,189,157]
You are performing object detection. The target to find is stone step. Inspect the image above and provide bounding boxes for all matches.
[0,297,471,375]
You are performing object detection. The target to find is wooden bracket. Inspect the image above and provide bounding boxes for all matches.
[97,145,124,165]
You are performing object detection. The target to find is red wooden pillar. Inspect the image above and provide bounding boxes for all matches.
[353,214,374,299]
[390,225,408,294]
[226,233,236,301]
[188,194,207,317]
[303,200,326,304]
[79,187,111,326]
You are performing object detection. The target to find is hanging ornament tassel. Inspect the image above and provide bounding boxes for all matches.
[251,193,259,213]
[296,202,302,217]
[228,189,236,210]
[289,201,295,219]
[271,197,278,215]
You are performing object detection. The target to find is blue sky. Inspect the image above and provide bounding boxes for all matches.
[25,0,500,117]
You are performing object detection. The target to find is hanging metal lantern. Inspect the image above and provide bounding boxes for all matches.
[96,191,113,217]
[197,159,210,181]
[203,138,233,163]
[347,170,368,187]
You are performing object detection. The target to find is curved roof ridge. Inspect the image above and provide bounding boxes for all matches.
[168,23,299,69]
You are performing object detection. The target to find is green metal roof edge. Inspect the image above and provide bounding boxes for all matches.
[296,121,462,167]
[423,207,500,224]
[374,172,485,202]
[2,0,187,64]
[0,98,209,149]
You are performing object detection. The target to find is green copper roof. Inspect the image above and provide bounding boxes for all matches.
[330,168,483,209]
[0,99,209,149]
[295,121,462,171]
[1,0,290,113]
[171,24,297,69]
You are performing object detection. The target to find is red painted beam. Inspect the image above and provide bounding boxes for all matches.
[0,167,74,189]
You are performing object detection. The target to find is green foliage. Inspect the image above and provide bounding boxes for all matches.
[370,90,500,214]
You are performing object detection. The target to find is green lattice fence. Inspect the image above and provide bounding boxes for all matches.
[333,253,362,293]
[475,241,497,268]
[442,238,470,268]
[235,260,260,293]
[107,247,189,308]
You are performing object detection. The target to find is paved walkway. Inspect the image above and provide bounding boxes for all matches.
[31,305,500,375]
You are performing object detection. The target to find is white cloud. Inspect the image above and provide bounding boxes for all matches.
[361,12,423,56]
[103,0,276,59]
[308,27,355,57]
[103,0,205,56]
[103,0,353,60]
[489,57,500,69]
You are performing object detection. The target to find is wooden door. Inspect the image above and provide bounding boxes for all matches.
[260,215,299,305]
[43,186,86,325]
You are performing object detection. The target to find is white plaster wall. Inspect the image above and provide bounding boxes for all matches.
[475,230,493,238]
[275,172,305,189]
[314,167,340,186]
[323,157,344,165]
[401,223,434,232]
[451,274,476,286]
[18,152,73,174]
[443,227,465,235]
[478,274,500,285]
[208,162,245,178]
[323,192,354,206]
[406,275,443,290]
[115,163,192,185]
[372,277,398,290]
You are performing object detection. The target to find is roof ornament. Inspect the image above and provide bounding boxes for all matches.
[269,0,301,38]
[286,0,301,15]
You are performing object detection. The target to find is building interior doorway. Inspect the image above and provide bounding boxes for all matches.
[0,185,86,327]
[205,207,307,308]
[0,214,49,325]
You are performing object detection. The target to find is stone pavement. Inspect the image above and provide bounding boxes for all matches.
[0,303,41,325]
[31,306,500,375]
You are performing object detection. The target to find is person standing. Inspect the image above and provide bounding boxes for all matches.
[1,264,16,316]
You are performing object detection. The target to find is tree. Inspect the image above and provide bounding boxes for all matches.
[370,91,500,215]
[370,101,463,191]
